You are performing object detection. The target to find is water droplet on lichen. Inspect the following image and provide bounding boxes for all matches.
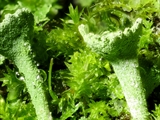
[38,69,47,81]
[28,45,32,51]
[36,75,42,80]
[30,51,33,55]
[15,71,20,76]
[95,73,98,77]
[49,112,52,120]
[24,42,28,46]
[19,76,25,80]
[32,54,36,58]
[37,63,40,67]
[15,72,25,80]
[99,57,102,61]
[32,82,36,88]
[38,70,40,73]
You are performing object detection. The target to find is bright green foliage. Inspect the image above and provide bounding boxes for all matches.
[0,55,5,65]
[138,20,153,49]
[65,50,107,99]
[67,4,83,24]
[0,0,61,25]
[152,104,160,119]
[0,95,5,117]
[86,101,110,119]
[0,0,16,9]
[46,4,85,58]
[112,0,159,11]
[76,0,96,7]
[0,67,25,102]
[0,67,36,120]
[56,50,128,119]
[46,25,85,58]
[18,0,61,23]
[1,0,160,119]
[59,50,108,119]
[0,96,37,120]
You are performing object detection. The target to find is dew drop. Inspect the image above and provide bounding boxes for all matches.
[24,42,28,47]
[36,63,40,67]
[19,76,25,81]
[15,72,21,79]
[15,71,20,76]
[32,82,36,87]
[99,57,102,61]
[36,75,43,82]
[49,112,52,119]
[15,72,25,81]
[32,54,36,58]
[38,70,40,73]
[95,73,98,77]
[28,45,32,51]
[34,61,37,64]
[36,75,41,80]
[30,51,33,55]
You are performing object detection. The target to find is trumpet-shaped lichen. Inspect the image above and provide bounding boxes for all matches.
[0,9,52,120]
[78,18,149,120]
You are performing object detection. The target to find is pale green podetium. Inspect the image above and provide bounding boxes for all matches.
[78,18,149,120]
[0,9,52,120]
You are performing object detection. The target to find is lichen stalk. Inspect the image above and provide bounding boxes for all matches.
[0,9,52,120]
[13,40,52,120]
[78,18,150,119]
[111,59,148,120]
